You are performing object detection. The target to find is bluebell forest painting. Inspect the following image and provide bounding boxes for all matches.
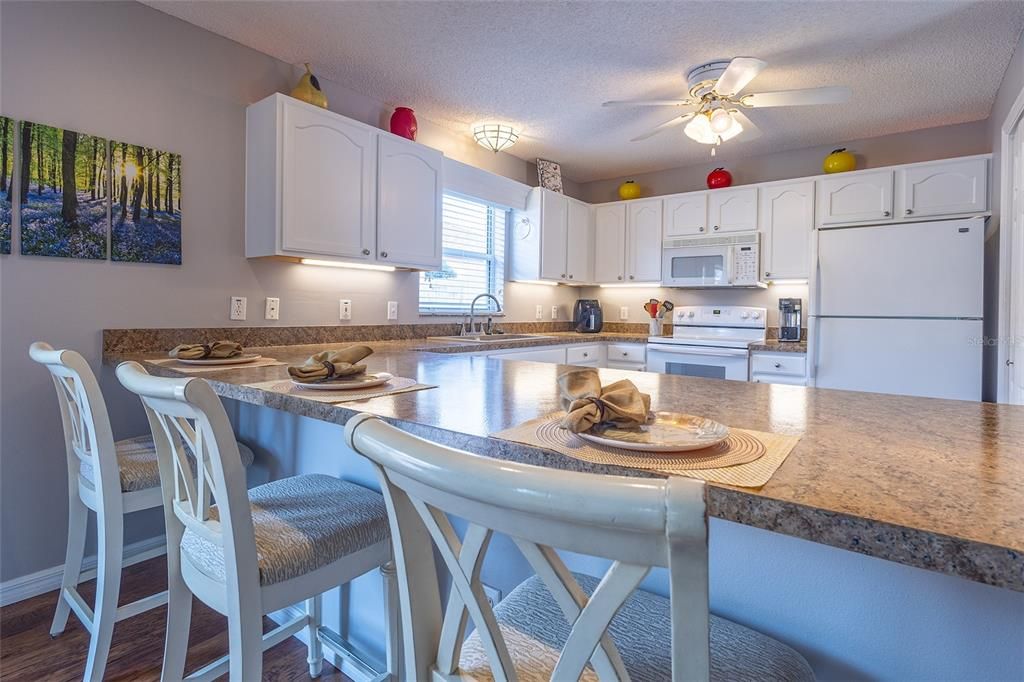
[110,142,181,264]
[0,117,12,254]
[19,122,108,259]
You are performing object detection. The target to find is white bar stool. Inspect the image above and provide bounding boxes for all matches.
[116,361,398,681]
[345,412,816,682]
[30,342,255,681]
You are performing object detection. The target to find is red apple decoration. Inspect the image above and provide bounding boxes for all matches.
[706,167,733,189]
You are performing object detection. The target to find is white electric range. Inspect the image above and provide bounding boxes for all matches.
[646,305,767,381]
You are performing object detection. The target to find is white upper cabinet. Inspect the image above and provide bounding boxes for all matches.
[707,187,758,233]
[539,190,569,280]
[819,170,894,226]
[593,203,627,283]
[897,157,988,219]
[565,198,593,283]
[759,180,814,280]
[626,199,663,282]
[663,192,708,237]
[377,135,443,269]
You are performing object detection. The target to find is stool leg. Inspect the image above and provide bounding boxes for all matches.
[50,496,89,637]
[382,561,402,682]
[161,547,193,682]
[83,506,123,682]
[306,595,324,678]
[228,605,263,681]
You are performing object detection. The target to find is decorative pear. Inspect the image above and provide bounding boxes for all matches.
[290,63,328,109]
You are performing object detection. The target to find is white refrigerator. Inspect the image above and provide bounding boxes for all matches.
[811,217,984,401]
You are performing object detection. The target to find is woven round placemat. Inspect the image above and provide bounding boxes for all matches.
[534,416,766,471]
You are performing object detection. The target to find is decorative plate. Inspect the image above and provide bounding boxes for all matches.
[292,372,394,391]
[578,412,730,452]
[176,354,262,366]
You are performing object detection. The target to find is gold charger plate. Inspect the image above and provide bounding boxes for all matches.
[578,412,730,453]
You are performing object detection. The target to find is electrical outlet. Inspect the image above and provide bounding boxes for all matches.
[387,301,398,320]
[482,584,502,609]
[339,299,352,321]
[535,304,543,320]
[230,296,247,321]
[619,306,629,321]
[264,297,280,320]
[550,305,558,320]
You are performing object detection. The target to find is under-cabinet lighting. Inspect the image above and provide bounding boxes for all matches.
[300,259,396,272]
[599,282,662,289]
[511,279,559,286]
[768,279,809,285]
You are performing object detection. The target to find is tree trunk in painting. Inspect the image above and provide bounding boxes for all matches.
[35,127,43,195]
[165,154,174,213]
[61,130,79,226]
[98,146,106,200]
[19,122,31,203]
[89,137,97,201]
[154,150,161,210]
[118,143,128,226]
[146,149,154,219]
[0,118,8,195]
[131,145,144,224]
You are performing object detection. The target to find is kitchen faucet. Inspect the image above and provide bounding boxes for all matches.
[461,293,502,336]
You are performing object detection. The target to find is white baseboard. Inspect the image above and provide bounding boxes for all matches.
[0,534,167,607]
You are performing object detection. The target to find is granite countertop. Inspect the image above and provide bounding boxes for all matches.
[105,339,1024,592]
[749,340,808,353]
[409,330,653,353]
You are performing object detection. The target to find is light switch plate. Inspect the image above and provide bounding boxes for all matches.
[265,297,280,320]
[619,306,629,321]
[550,305,558,320]
[535,304,543,320]
[387,301,398,320]
[230,296,247,321]
[339,299,352,321]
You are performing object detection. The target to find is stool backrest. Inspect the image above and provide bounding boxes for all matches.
[30,342,121,510]
[115,361,258,595]
[345,413,711,682]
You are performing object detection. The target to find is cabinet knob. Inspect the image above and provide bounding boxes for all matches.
[905,209,913,215]
[617,275,623,280]
[883,210,891,217]
[380,251,388,258]
[765,271,772,278]
[568,274,573,279]
[698,226,705,232]
[362,248,370,256]
[774,362,782,369]
[561,273,566,278]
[622,352,628,357]
[629,275,635,280]
[582,352,589,358]
[713,225,720,231]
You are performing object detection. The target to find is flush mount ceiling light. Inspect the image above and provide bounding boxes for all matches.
[472,123,520,153]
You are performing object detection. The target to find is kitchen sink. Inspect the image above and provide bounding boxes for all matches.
[427,334,555,343]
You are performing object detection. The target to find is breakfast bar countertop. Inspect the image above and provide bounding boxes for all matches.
[104,336,1024,593]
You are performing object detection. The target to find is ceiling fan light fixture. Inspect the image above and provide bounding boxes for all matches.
[709,107,734,134]
[472,123,520,153]
[684,111,742,145]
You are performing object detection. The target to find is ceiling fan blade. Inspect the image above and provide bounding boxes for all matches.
[714,57,767,96]
[742,86,851,108]
[630,112,697,142]
[729,110,762,140]
[603,99,697,107]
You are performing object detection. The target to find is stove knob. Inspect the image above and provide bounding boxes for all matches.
[740,312,749,319]
[686,311,695,318]
[751,311,761,319]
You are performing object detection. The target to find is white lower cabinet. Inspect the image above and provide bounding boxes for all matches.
[605,343,646,371]
[492,347,568,363]
[480,342,643,370]
[566,344,604,367]
[750,351,807,385]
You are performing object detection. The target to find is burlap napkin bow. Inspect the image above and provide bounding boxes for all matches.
[287,346,374,383]
[169,341,243,360]
[558,368,652,434]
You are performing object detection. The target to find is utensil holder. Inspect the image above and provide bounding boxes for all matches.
[649,318,662,336]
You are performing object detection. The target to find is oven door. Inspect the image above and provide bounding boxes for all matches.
[661,245,733,287]
[645,344,749,381]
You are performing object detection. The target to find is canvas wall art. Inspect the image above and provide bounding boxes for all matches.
[0,116,12,254]
[110,141,181,264]
[19,122,108,259]
[536,158,563,193]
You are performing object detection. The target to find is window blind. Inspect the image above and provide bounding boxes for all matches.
[419,193,506,314]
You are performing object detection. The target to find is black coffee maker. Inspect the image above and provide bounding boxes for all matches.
[779,298,802,342]
[574,299,603,333]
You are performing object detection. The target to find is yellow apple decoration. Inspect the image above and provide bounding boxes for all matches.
[290,63,328,109]
[823,148,856,174]
[618,180,641,200]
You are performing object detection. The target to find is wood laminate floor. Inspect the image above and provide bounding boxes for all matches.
[0,556,351,681]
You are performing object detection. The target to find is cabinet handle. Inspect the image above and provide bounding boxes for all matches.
[380,251,388,258]
[362,248,370,255]
[698,226,705,232]
[713,225,720,231]
[905,209,913,215]
[883,210,891,217]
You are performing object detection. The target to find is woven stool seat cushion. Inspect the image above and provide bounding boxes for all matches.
[80,436,255,493]
[460,573,815,681]
[180,474,389,586]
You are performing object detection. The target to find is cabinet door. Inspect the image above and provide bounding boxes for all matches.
[593,204,627,283]
[898,158,988,219]
[759,181,814,280]
[819,170,894,226]
[707,187,758,233]
[626,199,663,282]
[539,190,569,280]
[493,347,567,363]
[565,199,592,283]
[662,192,708,237]
[377,135,443,269]
[281,101,376,258]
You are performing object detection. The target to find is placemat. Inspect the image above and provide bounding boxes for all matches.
[147,357,285,374]
[492,412,799,488]
[245,377,436,403]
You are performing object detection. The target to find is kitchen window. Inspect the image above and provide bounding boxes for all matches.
[419,193,506,315]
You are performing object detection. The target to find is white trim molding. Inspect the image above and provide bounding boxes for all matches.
[0,534,167,608]
[997,81,1024,403]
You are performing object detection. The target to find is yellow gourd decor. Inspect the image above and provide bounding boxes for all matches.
[291,63,328,109]
[618,180,641,200]
[823,148,856,174]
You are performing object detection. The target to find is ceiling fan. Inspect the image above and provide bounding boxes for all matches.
[604,57,850,155]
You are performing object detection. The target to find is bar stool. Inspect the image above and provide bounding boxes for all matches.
[345,412,816,681]
[115,361,397,681]
[29,342,256,681]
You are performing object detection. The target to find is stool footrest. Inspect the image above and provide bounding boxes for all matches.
[318,625,390,681]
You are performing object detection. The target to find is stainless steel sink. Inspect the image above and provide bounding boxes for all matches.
[427,334,554,344]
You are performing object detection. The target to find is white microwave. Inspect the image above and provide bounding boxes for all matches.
[661,232,765,288]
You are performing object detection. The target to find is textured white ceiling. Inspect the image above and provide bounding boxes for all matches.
[144,0,1024,183]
